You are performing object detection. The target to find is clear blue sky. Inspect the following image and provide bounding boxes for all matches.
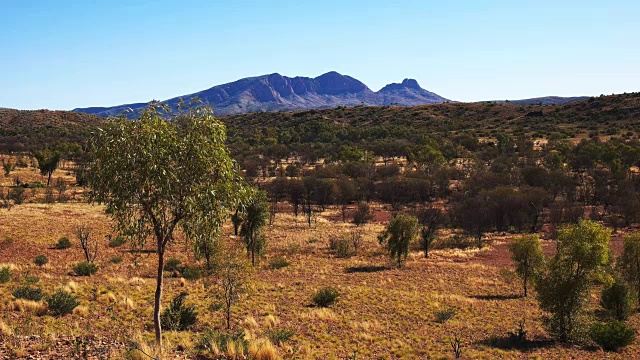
[1,0,638,110]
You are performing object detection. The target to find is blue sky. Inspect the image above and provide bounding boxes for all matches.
[1,0,639,110]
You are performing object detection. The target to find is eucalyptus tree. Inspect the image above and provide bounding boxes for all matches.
[87,104,247,354]
[378,213,419,267]
[239,190,269,266]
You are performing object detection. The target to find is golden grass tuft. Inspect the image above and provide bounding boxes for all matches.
[304,308,337,321]
[264,314,280,329]
[13,299,47,314]
[121,296,135,310]
[64,280,78,293]
[0,320,13,336]
[72,305,89,317]
[241,315,260,331]
[248,339,279,360]
[129,277,146,285]
[123,331,155,360]
[0,263,19,271]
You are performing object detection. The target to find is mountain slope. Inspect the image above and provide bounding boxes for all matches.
[73,72,449,117]
[0,109,105,152]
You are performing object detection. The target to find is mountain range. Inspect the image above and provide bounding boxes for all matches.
[73,71,586,117]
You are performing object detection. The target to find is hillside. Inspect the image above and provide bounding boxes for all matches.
[0,109,105,152]
[2,92,639,154]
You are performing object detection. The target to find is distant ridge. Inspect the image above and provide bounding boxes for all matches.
[73,72,449,117]
[72,72,590,117]
[494,96,589,105]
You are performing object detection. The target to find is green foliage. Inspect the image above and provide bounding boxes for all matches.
[312,287,339,307]
[12,285,44,301]
[536,220,611,342]
[55,237,72,250]
[33,149,60,185]
[619,232,640,305]
[600,279,634,321]
[34,255,48,267]
[109,256,123,264]
[589,321,635,351]
[46,290,78,316]
[509,234,545,297]
[0,267,12,283]
[87,106,248,346]
[181,265,202,281]
[269,257,290,270]
[160,292,197,331]
[8,187,26,204]
[329,235,354,258]
[434,308,457,323]
[73,261,98,276]
[239,190,269,266]
[164,258,182,273]
[265,328,295,345]
[108,236,126,248]
[416,205,445,258]
[352,201,373,227]
[378,213,419,267]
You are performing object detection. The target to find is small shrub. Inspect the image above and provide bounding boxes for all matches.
[73,262,98,276]
[12,285,44,301]
[312,287,339,307]
[590,321,635,351]
[269,257,289,270]
[181,265,202,281]
[329,235,354,258]
[164,258,182,273]
[46,290,78,316]
[161,292,197,331]
[109,256,123,264]
[600,279,634,321]
[55,237,72,250]
[108,236,126,248]
[435,308,457,323]
[265,328,295,345]
[34,255,48,267]
[0,267,11,283]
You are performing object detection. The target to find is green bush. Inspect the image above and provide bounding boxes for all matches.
[0,267,11,283]
[34,255,48,267]
[12,285,44,301]
[329,235,354,258]
[55,237,72,250]
[163,258,182,273]
[160,292,197,331]
[46,290,78,316]
[265,328,295,345]
[108,236,126,248]
[109,256,123,264]
[590,321,635,351]
[600,279,634,321]
[435,308,457,323]
[181,266,202,281]
[269,257,290,270]
[312,287,339,307]
[73,262,98,276]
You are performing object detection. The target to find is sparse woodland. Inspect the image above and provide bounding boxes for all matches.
[1,94,640,359]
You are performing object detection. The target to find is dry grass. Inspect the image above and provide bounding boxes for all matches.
[0,199,639,359]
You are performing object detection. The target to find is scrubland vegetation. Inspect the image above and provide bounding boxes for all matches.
[1,94,640,358]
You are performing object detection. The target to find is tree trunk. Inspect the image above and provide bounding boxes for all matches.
[154,245,165,356]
